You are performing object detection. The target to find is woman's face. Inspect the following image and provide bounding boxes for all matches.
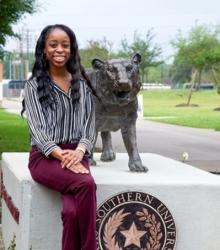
[44,28,71,69]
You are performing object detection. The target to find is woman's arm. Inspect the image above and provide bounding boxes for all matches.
[24,80,61,157]
[78,83,96,154]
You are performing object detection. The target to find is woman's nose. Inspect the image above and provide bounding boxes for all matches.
[56,44,64,52]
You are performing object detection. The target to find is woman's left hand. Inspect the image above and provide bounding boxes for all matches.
[61,149,84,168]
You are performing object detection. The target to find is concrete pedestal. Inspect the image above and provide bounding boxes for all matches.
[1,153,220,250]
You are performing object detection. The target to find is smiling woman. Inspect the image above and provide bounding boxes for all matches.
[21,24,98,250]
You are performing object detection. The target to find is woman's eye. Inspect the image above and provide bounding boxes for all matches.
[50,44,57,48]
[63,44,70,48]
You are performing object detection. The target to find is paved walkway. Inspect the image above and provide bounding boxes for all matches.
[96,119,220,173]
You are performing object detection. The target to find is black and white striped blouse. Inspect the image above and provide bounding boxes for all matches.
[24,78,96,156]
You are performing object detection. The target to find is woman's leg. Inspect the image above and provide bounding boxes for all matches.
[61,194,80,250]
[28,146,97,250]
[61,174,97,250]
[71,173,97,250]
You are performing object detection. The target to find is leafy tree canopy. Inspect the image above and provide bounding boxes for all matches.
[118,30,163,82]
[80,38,113,68]
[171,23,220,84]
[0,0,37,58]
[171,23,220,104]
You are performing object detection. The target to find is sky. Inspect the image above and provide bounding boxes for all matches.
[4,0,220,61]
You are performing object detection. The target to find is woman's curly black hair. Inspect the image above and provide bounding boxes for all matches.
[21,24,96,115]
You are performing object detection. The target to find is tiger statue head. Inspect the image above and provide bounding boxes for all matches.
[88,53,142,106]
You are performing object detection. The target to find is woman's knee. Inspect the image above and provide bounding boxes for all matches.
[61,205,76,222]
[80,175,96,192]
[66,174,96,195]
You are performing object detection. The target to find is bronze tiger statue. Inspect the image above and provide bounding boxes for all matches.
[87,53,147,172]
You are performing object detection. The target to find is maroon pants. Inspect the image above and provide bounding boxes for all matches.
[28,144,97,250]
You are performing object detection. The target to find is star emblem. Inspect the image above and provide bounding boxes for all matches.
[120,221,146,247]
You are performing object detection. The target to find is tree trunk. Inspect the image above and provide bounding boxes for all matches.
[187,70,197,106]
[211,68,220,94]
[195,69,202,90]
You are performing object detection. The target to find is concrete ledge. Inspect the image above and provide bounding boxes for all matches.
[1,153,220,250]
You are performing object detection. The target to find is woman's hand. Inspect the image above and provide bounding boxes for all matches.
[68,162,89,174]
[50,148,65,161]
[61,150,89,174]
[61,149,84,168]
[50,148,88,174]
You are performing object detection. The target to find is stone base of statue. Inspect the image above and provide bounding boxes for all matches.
[1,153,220,250]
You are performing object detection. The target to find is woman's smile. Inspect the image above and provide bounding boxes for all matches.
[53,55,66,63]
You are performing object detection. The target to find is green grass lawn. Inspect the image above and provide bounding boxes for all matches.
[140,89,220,131]
[0,108,30,157]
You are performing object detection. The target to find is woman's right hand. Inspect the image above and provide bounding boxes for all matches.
[67,162,89,174]
[50,148,89,174]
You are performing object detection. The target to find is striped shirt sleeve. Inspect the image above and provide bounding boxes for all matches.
[78,84,96,154]
[24,80,60,156]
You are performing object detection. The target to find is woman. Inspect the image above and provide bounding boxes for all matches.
[22,24,97,250]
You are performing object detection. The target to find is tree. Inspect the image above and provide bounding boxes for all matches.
[170,59,192,84]
[0,0,38,59]
[207,46,220,95]
[80,38,113,68]
[147,63,172,84]
[118,30,163,82]
[147,66,161,83]
[171,23,220,105]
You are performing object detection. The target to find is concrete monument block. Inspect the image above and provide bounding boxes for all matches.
[1,152,220,250]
